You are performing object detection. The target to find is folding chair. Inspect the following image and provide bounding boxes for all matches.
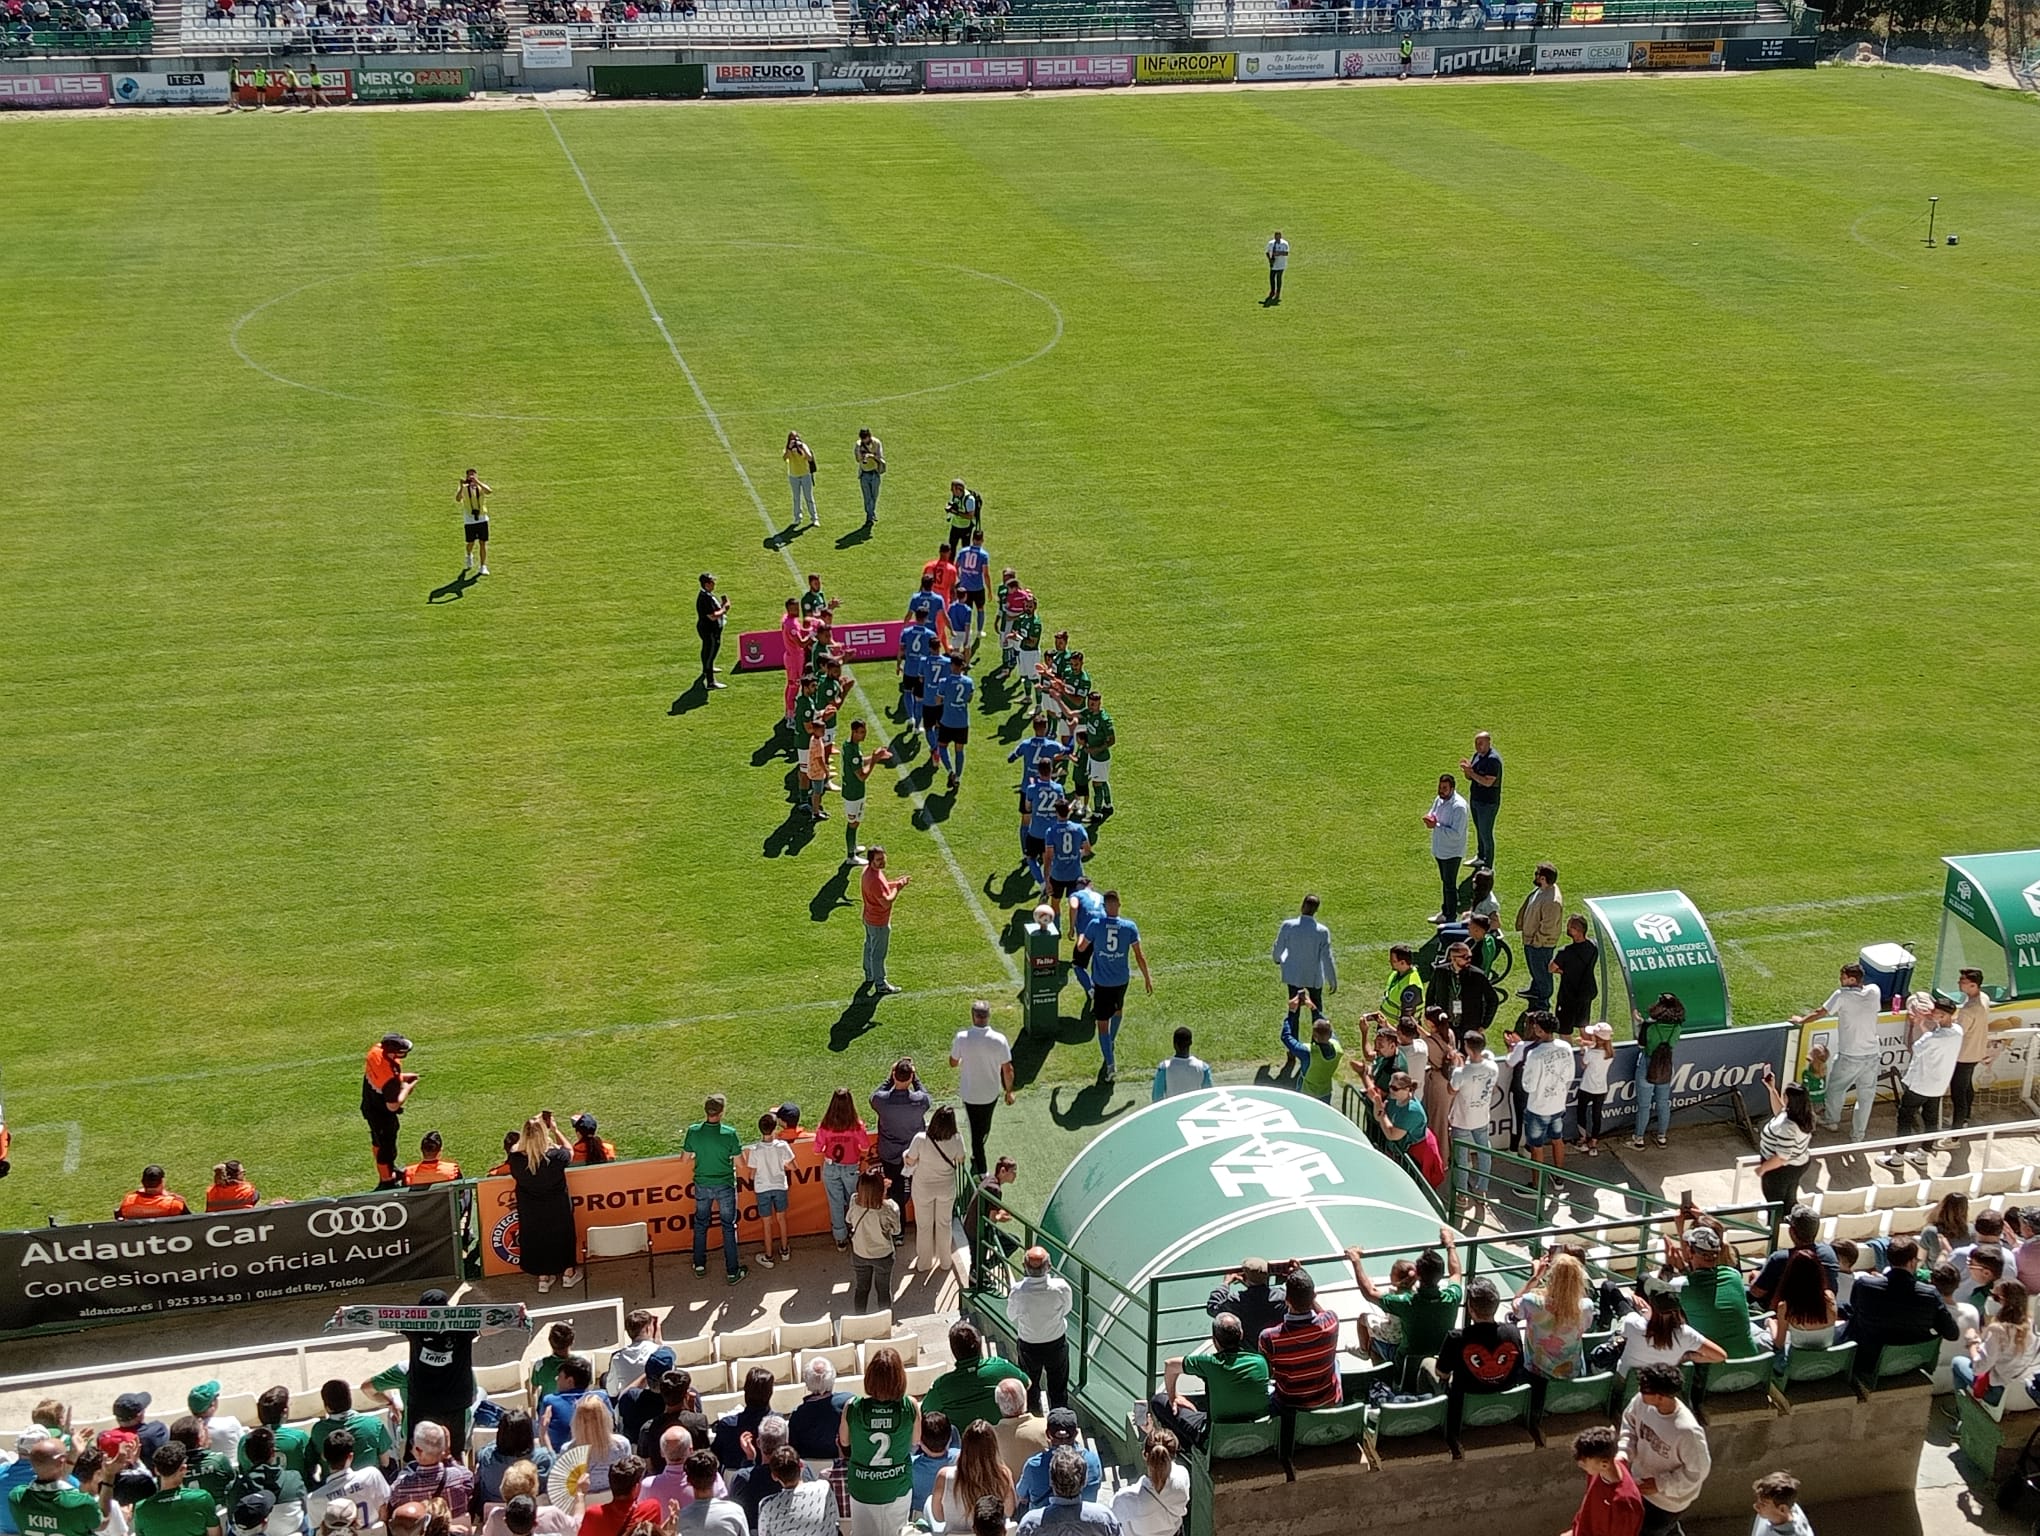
[583,1221,654,1296]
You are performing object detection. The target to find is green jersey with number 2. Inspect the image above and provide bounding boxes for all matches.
[846,1394,913,1504]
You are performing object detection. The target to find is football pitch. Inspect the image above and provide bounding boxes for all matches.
[4,66,2039,1229]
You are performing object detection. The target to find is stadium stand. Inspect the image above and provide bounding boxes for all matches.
[518,0,841,40]
[1183,0,1771,33]
[181,0,504,53]
[1,0,153,54]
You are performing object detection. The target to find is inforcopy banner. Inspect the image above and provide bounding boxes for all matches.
[1134,51,1235,83]
[1027,54,1133,88]
[1433,40,1533,74]
[1534,40,1628,70]
[111,71,230,105]
[817,58,918,92]
[1630,38,1722,68]
[1237,49,1334,80]
[0,73,112,109]
[1338,46,1433,77]
[925,56,1027,90]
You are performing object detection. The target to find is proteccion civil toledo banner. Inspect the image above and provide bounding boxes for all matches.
[1134,52,1236,84]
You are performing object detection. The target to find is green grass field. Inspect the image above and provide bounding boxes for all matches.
[4,66,2039,1229]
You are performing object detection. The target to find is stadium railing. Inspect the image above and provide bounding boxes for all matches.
[1187,0,1758,37]
[2,18,153,51]
[1725,1112,2040,1207]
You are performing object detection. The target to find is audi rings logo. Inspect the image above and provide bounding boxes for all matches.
[309,1203,412,1237]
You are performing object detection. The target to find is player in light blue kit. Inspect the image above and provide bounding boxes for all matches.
[1021,767,1063,888]
[954,529,992,640]
[1045,802,1091,908]
[898,615,938,735]
[1087,888,1153,1082]
[936,654,976,793]
[1066,877,1105,1000]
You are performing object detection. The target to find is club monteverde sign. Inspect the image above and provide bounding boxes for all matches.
[1584,890,1732,1032]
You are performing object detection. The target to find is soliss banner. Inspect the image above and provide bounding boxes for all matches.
[0,73,112,108]
[1629,38,1722,69]
[733,617,904,672]
[925,57,1028,90]
[0,1186,463,1337]
[1134,52,1236,84]
[473,1142,851,1277]
[1027,54,1134,88]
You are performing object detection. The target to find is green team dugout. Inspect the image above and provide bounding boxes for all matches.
[1034,1087,1449,1418]
[1937,850,2040,1002]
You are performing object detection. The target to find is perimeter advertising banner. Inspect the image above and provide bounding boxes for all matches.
[1338,46,1433,77]
[0,73,111,109]
[1723,36,1816,67]
[707,59,814,94]
[1134,51,1235,83]
[817,58,918,93]
[735,618,904,672]
[925,56,1027,90]
[589,63,704,98]
[474,1144,840,1276]
[1236,49,1334,80]
[519,24,571,67]
[1793,1007,2033,1097]
[1630,38,1722,68]
[1028,53,1133,88]
[230,68,353,105]
[353,67,472,101]
[1433,40,1533,74]
[0,1187,463,1337]
[1534,40,1628,70]
[111,71,230,105]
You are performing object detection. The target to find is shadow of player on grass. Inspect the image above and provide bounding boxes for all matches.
[811,864,853,923]
[1049,1079,1133,1134]
[427,570,478,604]
[834,524,874,551]
[829,990,883,1051]
[670,680,708,716]
[983,868,1036,911]
[765,522,811,552]
[913,788,955,829]
[1009,1006,1095,1092]
[763,804,816,860]
[753,725,796,767]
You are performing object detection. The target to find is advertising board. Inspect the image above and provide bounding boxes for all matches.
[1027,54,1134,88]
[1236,49,1334,80]
[1534,40,1628,70]
[0,73,111,109]
[817,58,918,93]
[1433,40,1533,74]
[110,71,230,105]
[925,57,1027,90]
[519,24,571,67]
[707,59,815,94]
[1629,38,1723,68]
[1337,46,1433,77]
[736,619,903,672]
[230,68,352,105]
[1134,52,1236,83]
[353,67,472,101]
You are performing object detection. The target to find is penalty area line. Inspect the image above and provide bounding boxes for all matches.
[542,106,1020,984]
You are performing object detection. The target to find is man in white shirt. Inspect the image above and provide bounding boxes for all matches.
[1886,997,1963,1169]
[605,1310,662,1395]
[307,1431,390,1530]
[1791,963,1885,1141]
[1517,1015,1577,1171]
[1263,231,1288,305]
[1150,1028,1212,1102]
[1269,894,1336,1007]
[950,1000,1015,1176]
[1617,1364,1712,1532]
[1007,1247,1076,1412]
[1424,773,1471,924]
[1447,1031,1499,1197]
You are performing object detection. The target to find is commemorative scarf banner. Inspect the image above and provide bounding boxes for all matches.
[0,1186,463,1337]
[327,1302,530,1335]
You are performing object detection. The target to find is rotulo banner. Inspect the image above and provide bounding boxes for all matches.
[0,1186,463,1337]
[817,58,918,93]
[111,71,231,106]
[1027,54,1134,88]
[1236,49,1334,81]
[925,56,1027,90]
[1533,40,1628,71]
[706,59,814,94]
[474,1141,846,1276]
[1432,40,1533,74]
[1630,38,1722,69]
[353,67,472,102]
[1134,51,1236,84]
[1338,46,1434,77]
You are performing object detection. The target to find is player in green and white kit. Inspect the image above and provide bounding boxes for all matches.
[800,572,833,621]
[1010,602,1044,708]
[840,719,892,867]
[1078,689,1116,825]
[839,1353,918,1536]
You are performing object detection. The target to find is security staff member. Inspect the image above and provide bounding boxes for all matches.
[360,1033,418,1191]
[696,573,730,692]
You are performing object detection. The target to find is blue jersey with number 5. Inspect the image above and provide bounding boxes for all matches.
[1091,916,1138,987]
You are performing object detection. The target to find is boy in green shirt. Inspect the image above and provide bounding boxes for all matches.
[683,1095,746,1284]
[307,1380,394,1478]
[135,1446,220,1536]
[525,1322,575,1408]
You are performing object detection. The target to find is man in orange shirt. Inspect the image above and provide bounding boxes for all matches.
[116,1165,191,1220]
[921,544,959,603]
[361,1033,419,1190]
[205,1160,260,1210]
[401,1130,461,1186]
[860,846,911,998]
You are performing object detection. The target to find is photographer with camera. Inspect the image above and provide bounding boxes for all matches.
[1205,1258,1288,1347]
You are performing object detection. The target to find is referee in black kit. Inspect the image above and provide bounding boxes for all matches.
[696,573,731,690]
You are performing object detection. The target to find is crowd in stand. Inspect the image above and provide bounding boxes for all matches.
[855,0,1007,44]
[2,0,148,35]
[197,0,505,47]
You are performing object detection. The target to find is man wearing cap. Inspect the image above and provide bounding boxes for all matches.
[225,1489,278,1536]
[1007,1249,1075,1413]
[684,1095,747,1285]
[1204,1260,1285,1349]
[569,1115,617,1165]
[116,1168,190,1221]
[361,1290,480,1454]
[135,1445,219,1536]
[696,574,730,692]
[9,1441,104,1536]
[401,1132,461,1187]
[1658,1215,1767,1357]
[385,1424,470,1527]
[109,1398,167,1462]
[360,1034,419,1191]
[1012,1412,1099,1519]
[183,1386,243,1467]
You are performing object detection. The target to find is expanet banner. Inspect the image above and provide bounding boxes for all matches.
[1630,38,1722,69]
[1338,46,1434,77]
[925,56,1027,90]
[1134,51,1235,84]
[1534,40,1628,70]
[0,73,111,109]
[1028,54,1133,88]
[1433,40,1533,74]
[0,1187,463,1337]
[111,71,230,105]
[707,59,814,94]
[353,67,472,101]
[734,618,904,672]
[1237,49,1334,81]
[817,59,918,93]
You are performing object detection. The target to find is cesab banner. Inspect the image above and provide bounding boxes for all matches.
[519,24,571,67]
[708,60,814,94]
[1134,52,1235,84]
[1434,40,1532,74]
[1237,49,1334,80]
[230,69,352,105]
[0,73,111,109]
[817,59,918,93]
[111,71,230,105]
[1338,46,1433,77]
[925,57,1027,90]
[474,1142,843,1277]
[0,1187,463,1337]
[735,618,904,673]
[354,67,472,101]
[1630,38,1722,69]
[1535,41,1627,70]
[1723,36,1815,67]
[1028,54,1133,88]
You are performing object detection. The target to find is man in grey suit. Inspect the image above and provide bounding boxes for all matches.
[1271,894,1337,1009]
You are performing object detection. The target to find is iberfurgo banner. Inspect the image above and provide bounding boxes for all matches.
[706,59,814,94]
[0,1186,463,1336]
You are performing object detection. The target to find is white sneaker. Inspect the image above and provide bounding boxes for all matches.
[479,565,489,575]
[536,1275,553,1293]
[755,1251,776,1269]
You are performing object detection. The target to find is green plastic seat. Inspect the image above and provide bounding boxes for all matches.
[1293,1400,1369,1448]
[1459,1382,1534,1431]
[1695,1351,1775,1411]
[1339,1360,1392,1403]
[1771,1341,1857,1410]
[1539,1371,1617,1418]
[1362,1393,1448,1467]
[1866,1337,1941,1388]
[1207,1416,1278,1460]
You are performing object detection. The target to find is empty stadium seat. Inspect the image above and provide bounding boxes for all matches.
[871,1332,920,1368]
[1458,1382,1535,1441]
[1292,1401,1369,1449]
[1977,1166,2033,1198]
[685,1361,731,1395]
[769,1381,806,1412]
[1362,1395,1447,1466]
[475,1361,525,1397]
[1771,1341,1856,1409]
[776,1319,835,1353]
[287,1389,325,1422]
[1827,1209,1887,1244]
[728,1351,798,1386]
[699,1391,740,1419]
[1694,1352,1774,1414]
[716,1326,775,1361]
[1537,1372,1616,1420]
[1861,1337,1940,1392]
[1207,1417,1278,1460]
[802,1343,860,1378]
[1872,1180,1926,1211]
[838,1311,894,1344]
[904,1362,943,1396]
[1924,1173,1973,1204]
[1818,1186,1871,1215]
[667,1334,718,1368]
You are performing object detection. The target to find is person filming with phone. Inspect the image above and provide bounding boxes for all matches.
[1204,1257,1290,1346]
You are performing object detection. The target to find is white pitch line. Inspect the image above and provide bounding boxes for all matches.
[1723,940,1773,980]
[556,111,1024,985]
[1710,890,1936,922]
[18,1122,84,1174]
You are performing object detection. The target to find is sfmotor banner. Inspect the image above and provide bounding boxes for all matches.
[818,59,918,93]
[230,69,352,105]
[0,73,111,108]
[519,24,571,67]
[1630,38,1722,68]
[1433,40,1532,74]
[1028,54,1133,88]
[925,57,1027,90]
[474,1142,845,1277]
[1237,49,1334,81]
[111,71,230,105]
[1723,36,1815,67]
[353,67,472,102]
[1338,47,1434,77]
[1585,890,1733,1032]
[734,618,904,673]
[1134,52,1235,84]
[708,60,814,94]
[1534,40,1627,70]
[0,1187,463,1337]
